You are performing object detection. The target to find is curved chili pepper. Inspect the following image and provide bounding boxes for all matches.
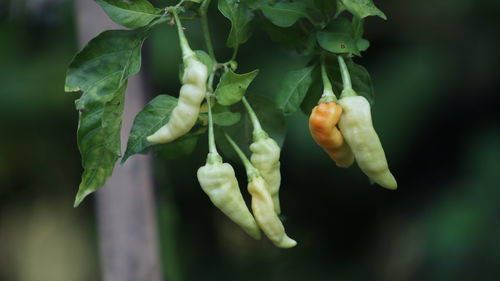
[338,95,397,189]
[309,101,355,168]
[197,153,261,240]
[147,11,207,143]
[226,134,297,248]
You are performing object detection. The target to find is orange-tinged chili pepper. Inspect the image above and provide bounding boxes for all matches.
[309,102,354,168]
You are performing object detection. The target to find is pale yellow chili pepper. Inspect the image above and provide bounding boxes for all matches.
[147,11,207,143]
[337,56,397,189]
[226,134,297,248]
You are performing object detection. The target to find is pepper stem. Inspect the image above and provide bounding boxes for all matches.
[225,133,259,179]
[171,8,194,62]
[241,97,268,141]
[338,55,357,98]
[206,95,221,164]
[200,0,216,61]
[319,55,337,103]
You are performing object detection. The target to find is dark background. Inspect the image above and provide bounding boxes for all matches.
[1,0,500,280]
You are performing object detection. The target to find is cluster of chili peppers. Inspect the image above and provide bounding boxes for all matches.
[147,9,396,249]
[309,56,397,190]
[146,11,296,248]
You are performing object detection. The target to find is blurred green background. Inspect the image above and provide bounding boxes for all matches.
[1,0,500,280]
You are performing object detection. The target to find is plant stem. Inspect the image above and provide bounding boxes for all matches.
[207,96,218,155]
[225,134,259,179]
[230,45,239,61]
[147,11,170,30]
[338,55,357,98]
[171,8,194,61]
[175,0,185,8]
[338,55,352,90]
[207,71,215,92]
[319,55,337,103]
[200,0,216,61]
[206,94,222,164]
[241,97,268,141]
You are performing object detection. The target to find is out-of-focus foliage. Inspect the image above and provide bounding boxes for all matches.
[0,2,99,281]
[1,0,500,281]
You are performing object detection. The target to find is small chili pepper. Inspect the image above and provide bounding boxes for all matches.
[242,97,283,214]
[226,134,297,248]
[197,155,261,239]
[197,97,261,239]
[309,58,354,168]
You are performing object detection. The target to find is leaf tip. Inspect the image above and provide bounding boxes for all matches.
[73,189,93,208]
[119,155,129,165]
[375,9,388,20]
[65,85,81,93]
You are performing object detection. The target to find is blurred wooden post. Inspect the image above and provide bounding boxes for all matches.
[74,1,162,281]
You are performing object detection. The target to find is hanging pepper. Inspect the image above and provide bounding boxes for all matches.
[337,56,397,189]
[197,97,261,239]
[309,58,354,168]
[197,155,261,239]
[147,10,208,143]
[242,97,283,215]
[226,134,297,248]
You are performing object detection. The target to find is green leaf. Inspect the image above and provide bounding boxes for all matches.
[335,0,347,17]
[356,39,370,52]
[156,126,206,160]
[261,1,309,28]
[327,15,354,32]
[65,28,151,110]
[67,28,151,206]
[215,94,286,162]
[102,84,126,156]
[352,16,364,40]
[260,21,316,55]
[317,17,360,55]
[299,66,323,115]
[122,95,178,163]
[186,0,203,3]
[155,134,200,160]
[215,69,259,106]
[351,16,370,52]
[212,104,241,126]
[74,82,127,207]
[95,0,162,28]
[314,0,337,18]
[218,0,254,48]
[123,95,207,162]
[345,59,374,103]
[200,103,242,127]
[275,65,315,115]
[261,21,308,52]
[246,0,270,10]
[340,0,387,19]
[194,50,215,75]
[300,33,318,56]
[317,31,359,55]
